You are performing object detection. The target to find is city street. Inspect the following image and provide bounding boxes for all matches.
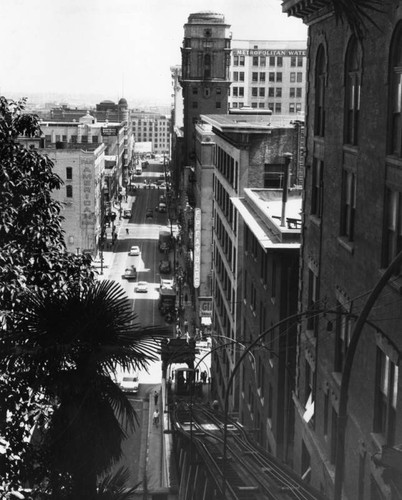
[99,160,174,491]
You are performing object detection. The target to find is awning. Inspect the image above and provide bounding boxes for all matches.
[201,317,212,325]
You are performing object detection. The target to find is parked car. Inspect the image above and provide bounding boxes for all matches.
[123,209,132,218]
[120,375,139,393]
[146,209,153,219]
[134,281,148,293]
[121,266,137,280]
[128,245,140,256]
[159,259,171,274]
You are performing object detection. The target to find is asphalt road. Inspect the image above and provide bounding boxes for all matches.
[105,160,173,489]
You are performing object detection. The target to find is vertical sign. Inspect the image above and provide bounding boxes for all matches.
[193,208,201,288]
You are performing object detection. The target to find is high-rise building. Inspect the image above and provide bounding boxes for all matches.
[180,11,232,165]
[229,40,307,115]
[282,1,402,498]
[131,111,171,156]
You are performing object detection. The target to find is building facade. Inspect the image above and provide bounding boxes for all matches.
[46,145,106,255]
[233,187,301,464]
[229,40,307,115]
[180,11,232,166]
[194,113,302,415]
[282,1,402,499]
[131,111,171,156]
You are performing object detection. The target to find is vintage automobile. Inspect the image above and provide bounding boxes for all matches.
[121,266,137,280]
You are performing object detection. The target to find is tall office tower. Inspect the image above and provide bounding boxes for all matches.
[180,11,231,165]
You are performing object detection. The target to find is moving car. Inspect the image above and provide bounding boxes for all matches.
[120,375,139,394]
[159,259,171,274]
[146,209,153,219]
[134,281,148,293]
[121,266,137,280]
[123,209,132,218]
[129,245,140,256]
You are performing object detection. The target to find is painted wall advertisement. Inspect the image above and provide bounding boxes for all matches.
[193,207,201,289]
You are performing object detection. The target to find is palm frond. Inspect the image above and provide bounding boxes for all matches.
[329,0,390,39]
[97,467,140,499]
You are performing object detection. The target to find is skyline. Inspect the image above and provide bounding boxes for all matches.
[2,0,307,107]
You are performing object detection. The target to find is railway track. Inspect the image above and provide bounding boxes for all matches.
[172,401,325,500]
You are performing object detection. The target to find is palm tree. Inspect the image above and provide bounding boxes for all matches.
[5,279,169,500]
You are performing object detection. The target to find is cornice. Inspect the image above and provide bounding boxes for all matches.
[282,0,333,25]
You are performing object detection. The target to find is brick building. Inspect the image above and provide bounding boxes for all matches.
[192,113,302,417]
[131,111,171,156]
[282,1,402,498]
[233,187,301,464]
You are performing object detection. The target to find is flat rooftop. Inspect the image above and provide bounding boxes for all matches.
[200,113,303,133]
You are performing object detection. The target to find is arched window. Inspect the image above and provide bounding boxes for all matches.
[204,53,211,79]
[314,45,326,137]
[344,36,361,145]
[389,22,402,156]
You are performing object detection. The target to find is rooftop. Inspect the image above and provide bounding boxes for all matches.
[200,113,303,134]
[232,188,302,248]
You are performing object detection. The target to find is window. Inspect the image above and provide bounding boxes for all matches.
[259,88,265,97]
[259,103,265,108]
[268,88,275,97]
[62,135,67,142]
[296,103,302,112]
[297,72,303,82]
[264,163,283,188]
[335,303,353,372]
[252,87,258,97]
[45,135,51,142]
[92,136,98,143]
[344,37,362,145]
[55,135,60,142]
[233,87,238,97]
[239,55,245,66]
[260,56,266,67]
[276,72,282,82]
[204,53,211,78]
[239,87,244,97]
[289,103,295,113]
[260,72,265,82]
[389,22,402,155]
[71,135,77,143]
[277,56,283,67]
[276,88,282,98]
[269,56,275,66]
[268,102,274,111]
[297,56,303,67]
[252,56,258,66]
[290,88,295,98]
[306,268,318,333]
[374,348,398,445]
[297,88,302,98]
[251,102,258,108]
[384,188,402,270]
[216,88,221,95]
[340,169,356,241]
[239,72,245,82]
[81,135,88,143]
[275,103,281,113]
[252,72,258,82]
[233,72,239,82]
[66,185,73,198]
[192,88,198,95]
[315,45,326,136]
[269,72,275,82]
[290,72,296,83]
[233,55,239,66]
[216,102,221,109]
[311,158,323,217]
[291,56,296,67]
[66,167,72,180]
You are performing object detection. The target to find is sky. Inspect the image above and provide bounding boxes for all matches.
[1,0,307,106]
